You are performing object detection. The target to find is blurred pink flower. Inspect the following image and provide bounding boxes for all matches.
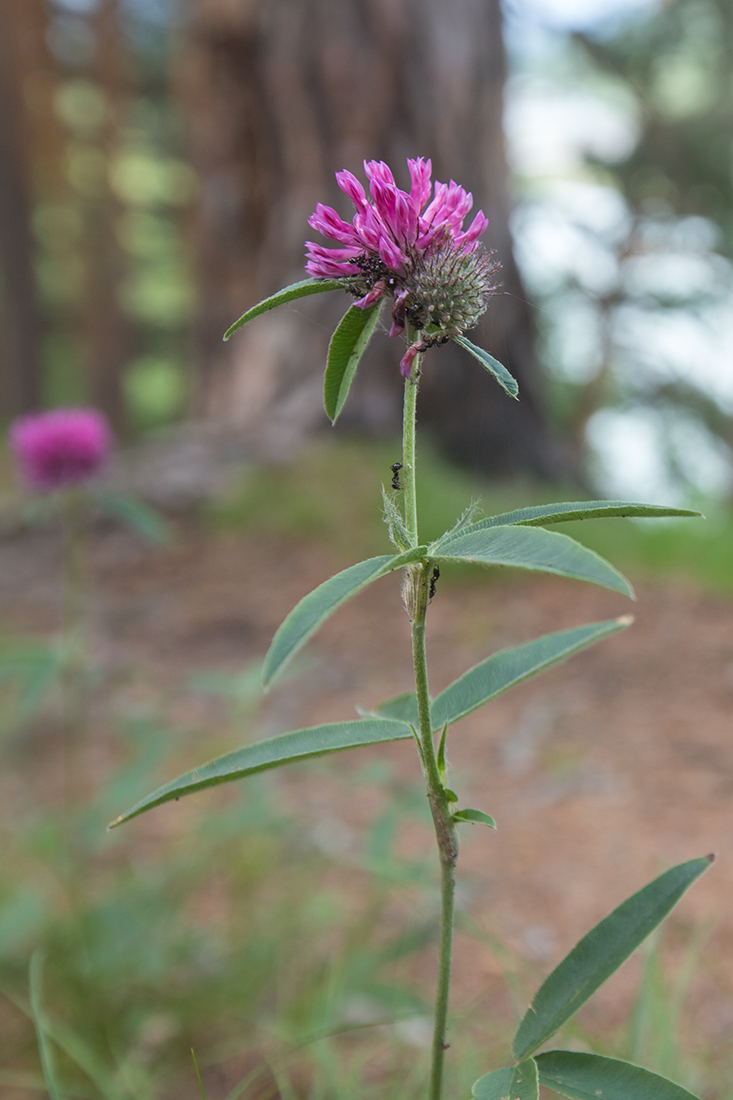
[9,408,112,492]
[305,159,499,375]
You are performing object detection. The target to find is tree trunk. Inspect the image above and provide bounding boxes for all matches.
[0,0,46,417]
[85,0,130,431]
[181,0,576,478]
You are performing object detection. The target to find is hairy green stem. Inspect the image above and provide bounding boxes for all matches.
[402,348,459,1100]
[402,363,419,548]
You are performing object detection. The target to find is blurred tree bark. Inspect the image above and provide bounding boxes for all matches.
[181,0,576,478]
[85,0,131,430]
[0,0,47,417]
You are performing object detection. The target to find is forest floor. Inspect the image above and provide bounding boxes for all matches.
[1,506,732,1097]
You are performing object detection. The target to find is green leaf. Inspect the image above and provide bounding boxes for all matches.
[432,618,631,729]
[109,717,414,828]
[324,301,383,422]
[512,856,714,1061]
[357,691,420,727]
[437,722,449,779]
[473,1067,513,1100]
[512,1060,539,1100]
[473,1060,538,1100]
[466,501,703,531]
[536,1052,702,1100]
[223,278,343,340]
[360,618,630,734]
[453,335,519,399]
[453,808,496,829]
[430,525,633,597]
[381,484,411,551]
[263,547,428,688]
[93,489,171,544]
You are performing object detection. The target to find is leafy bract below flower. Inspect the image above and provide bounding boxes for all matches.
[9,408,112,492]
[306,158,502,376]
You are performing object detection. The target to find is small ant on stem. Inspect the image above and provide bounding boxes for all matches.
[429,565,440,601]
[390,462,403,490]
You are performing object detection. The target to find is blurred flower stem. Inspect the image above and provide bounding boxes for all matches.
[60,490,90,844]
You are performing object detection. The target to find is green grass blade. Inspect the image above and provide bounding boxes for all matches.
[191,1050,208,1100]
[453,335,519,398]
[3,980,122,1099]
[536,1052,702,1100]
[108,717,414,828]
[432,618,631,729]
[473,1060,538,1100]
[324,302,383,422]
[512,856,714,1061]
[431,525,633,597]
[29,952,65,1100]
[467,502,703,531]
[262,547,428,688]
[223,278,343,340]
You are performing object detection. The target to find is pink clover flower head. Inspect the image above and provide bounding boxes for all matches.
[9,407,112,492]
[305,158,500,375]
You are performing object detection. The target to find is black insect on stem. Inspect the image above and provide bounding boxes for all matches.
[429,565,440,601]
[390,462,403,490]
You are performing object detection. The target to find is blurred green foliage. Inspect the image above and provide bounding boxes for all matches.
[0,675,500,1100]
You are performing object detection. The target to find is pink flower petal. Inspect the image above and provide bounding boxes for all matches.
[308,203,362,247]
[399,343,421,377]
[336,169,368,211]
[408,157,432,212]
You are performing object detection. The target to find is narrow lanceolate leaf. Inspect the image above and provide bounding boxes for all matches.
[453,808,496,829]
[430,525,633,598]
[357,691,420,727]
[223,278,343,340]
[324,301,383,422]
[473,1060,538,1100]
[360,618,630,733]
[453,335,519,399]
[432,618,631,730]
[108,718,414,828]
[536,1052,702,1100]
[512,856,714,1061]
[462,501,703,532]
[262,546,428,688]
